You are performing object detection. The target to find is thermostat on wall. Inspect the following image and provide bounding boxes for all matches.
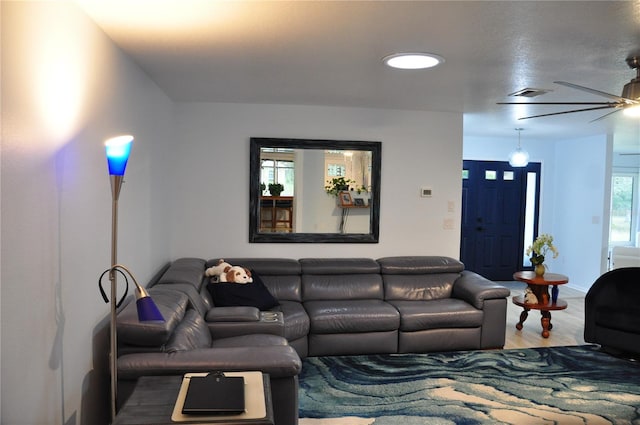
[421,187,433,197]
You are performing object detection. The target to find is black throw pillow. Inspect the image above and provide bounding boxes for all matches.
[207,271,279,310]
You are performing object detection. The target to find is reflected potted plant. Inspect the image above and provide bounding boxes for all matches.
[268,183,284,196]
[354,185,369,195]
[325,177,355,196]
[260,183,266,194]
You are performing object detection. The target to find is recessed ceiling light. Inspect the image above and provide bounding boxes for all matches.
[383,53,444,70]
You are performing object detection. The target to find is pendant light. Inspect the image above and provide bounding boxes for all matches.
[508,128,529,167]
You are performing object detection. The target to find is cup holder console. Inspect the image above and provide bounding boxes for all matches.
[260,311,282,323]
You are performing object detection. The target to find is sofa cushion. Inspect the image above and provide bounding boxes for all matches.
[165,309,212,352]
[155,282,211,317]
[273,300,310,341]
[220,258,301,276]
[222,258,303,301]
[259,274,303,302]
[388,299,483,331]
[205,306,261,322]
[377,256,464,274]
[207,272,279,310]
[300,258,380,275]
[383,273,460,301]
[210,334,289,348]
[157,257,207,290]
[304,300,400,334]
[302,274,384,301]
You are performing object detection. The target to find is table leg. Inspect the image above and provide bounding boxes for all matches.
[516,307,530,330]
[541,311,552,338]
[339,208,349,233]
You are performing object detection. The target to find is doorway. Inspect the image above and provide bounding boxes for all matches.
[460,160,541,280]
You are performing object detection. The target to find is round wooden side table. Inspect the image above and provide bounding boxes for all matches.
[512,271,569,338]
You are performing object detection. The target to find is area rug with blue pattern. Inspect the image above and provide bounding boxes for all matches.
[298,345,640,424]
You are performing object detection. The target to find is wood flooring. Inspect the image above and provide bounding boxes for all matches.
[502,281,587,349]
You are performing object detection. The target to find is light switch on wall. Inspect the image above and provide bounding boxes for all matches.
[421,187,433,197]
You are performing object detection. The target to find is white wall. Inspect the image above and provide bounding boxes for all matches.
[170,102,463,259]
[464,134,609,292]
[551,135,609,292]
[1,3,173,424]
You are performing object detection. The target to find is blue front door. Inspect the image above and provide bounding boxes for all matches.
[461,160,541,280]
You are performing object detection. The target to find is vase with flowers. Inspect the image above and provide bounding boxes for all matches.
[525,233,559,276]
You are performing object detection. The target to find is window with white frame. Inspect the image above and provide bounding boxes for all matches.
[610,172,638,245]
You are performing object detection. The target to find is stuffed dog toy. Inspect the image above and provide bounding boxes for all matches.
[205,259,232,278]
[523,287,538,304]
[205,259,253,284]
[220,265,253,283]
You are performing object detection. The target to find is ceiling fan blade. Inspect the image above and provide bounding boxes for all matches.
[589,108,622,123]
[554,81,631,103]
[498,101,619,105]
[518,105,617,120]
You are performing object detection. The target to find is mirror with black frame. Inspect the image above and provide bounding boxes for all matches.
[249,137,381,243]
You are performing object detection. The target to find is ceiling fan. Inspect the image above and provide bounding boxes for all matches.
[498,56,640,121]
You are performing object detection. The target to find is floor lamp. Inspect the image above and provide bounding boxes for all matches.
[101,135,164,423]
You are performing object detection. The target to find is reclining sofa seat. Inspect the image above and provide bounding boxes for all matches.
[221,258,310,358]
[378,256,509,352]
[300,258,400,356]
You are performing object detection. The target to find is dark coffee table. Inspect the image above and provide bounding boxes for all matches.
[113,372,273,425]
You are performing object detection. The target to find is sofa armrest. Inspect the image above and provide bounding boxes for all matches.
[452,271,510,309]
[117,346,302,379]
[205,306,261,322]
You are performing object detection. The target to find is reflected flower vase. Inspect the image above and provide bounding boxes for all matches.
[534,264,545,277]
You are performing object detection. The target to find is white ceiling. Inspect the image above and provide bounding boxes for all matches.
[78,1,640,152]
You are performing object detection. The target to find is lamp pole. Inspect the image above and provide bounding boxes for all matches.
[105,135,133,423]
[108,175,123,422]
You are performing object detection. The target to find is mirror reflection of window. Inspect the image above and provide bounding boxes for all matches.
[324,150,372,191]
[260,149,295,196]
[327,164,346,177]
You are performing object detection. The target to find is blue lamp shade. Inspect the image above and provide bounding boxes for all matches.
[135,286,165,322]
[105,135,134,176]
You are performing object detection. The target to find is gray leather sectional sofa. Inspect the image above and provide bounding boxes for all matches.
[115,256,510,425]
